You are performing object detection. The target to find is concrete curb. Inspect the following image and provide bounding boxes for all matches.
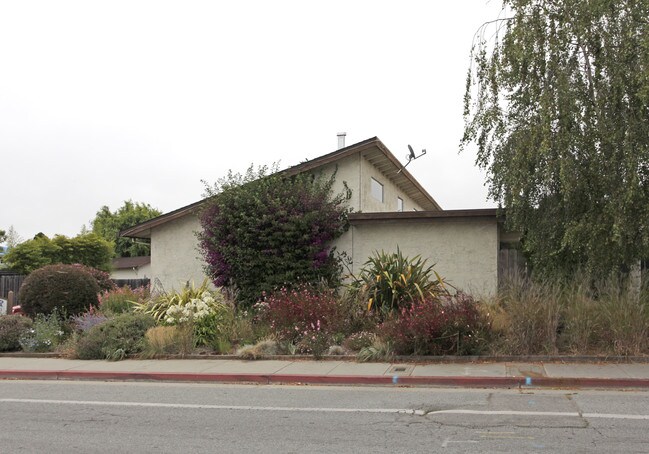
[2,369,649,389]
[2,352,649,363]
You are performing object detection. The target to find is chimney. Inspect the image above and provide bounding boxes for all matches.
[337,132,346,150]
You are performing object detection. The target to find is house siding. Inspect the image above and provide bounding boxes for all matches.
[111,264,152,281]
[150,214,208,292]
[331,218,499,297]
[314,155,424,213]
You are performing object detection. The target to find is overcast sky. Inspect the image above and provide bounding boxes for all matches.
[2,1,503,242]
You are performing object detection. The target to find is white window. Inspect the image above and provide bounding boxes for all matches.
[397,197,404,212]
[370,177,384,202]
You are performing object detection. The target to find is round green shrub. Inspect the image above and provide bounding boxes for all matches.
[19,264,101,317]
[70,264,116,292]
[75,313,156,360]
[0,315,33,351]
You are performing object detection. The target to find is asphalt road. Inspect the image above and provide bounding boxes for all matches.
[1,381,648,453]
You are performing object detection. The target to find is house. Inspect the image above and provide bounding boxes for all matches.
[122,137,516,296]
[110,256,151,281]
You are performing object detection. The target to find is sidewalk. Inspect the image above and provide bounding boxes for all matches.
[2,356,649,389]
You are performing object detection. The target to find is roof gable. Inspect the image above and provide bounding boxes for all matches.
[121,137,441,238]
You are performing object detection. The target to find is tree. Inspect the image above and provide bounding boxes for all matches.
[199,165,352,306]
[0,229,5,244]
[4,226,23,250]
[462,0,649,278]
[91,200,162,257]
[4,233,113,274]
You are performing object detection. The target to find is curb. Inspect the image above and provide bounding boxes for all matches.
[2,370,649,389]
[2,352,649,364]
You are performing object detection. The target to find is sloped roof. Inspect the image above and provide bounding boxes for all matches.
[121,137,441,239]
[112,256,151,269]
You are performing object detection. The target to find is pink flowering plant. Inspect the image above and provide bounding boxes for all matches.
[263,286,347,354]
[380,292,490,356]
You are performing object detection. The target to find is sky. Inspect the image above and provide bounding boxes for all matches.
[1,0,504,242]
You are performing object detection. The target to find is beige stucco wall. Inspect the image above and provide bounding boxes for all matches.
[315,154,424,213]
[332,218,500,297]
[110,264,152,281]
[150,213,209,292]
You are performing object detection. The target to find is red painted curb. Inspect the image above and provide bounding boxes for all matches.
[1,370,649,388]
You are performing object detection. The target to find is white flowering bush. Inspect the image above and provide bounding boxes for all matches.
[133,280,234,348]
[164,292,215,324]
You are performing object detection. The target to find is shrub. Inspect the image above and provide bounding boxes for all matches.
[71,264,116,292]
[263,286,348,351]
[98,285,149,314]
[350,248,448,314]
[76,313,155,360]
[199,165,351,307]
[0,315,33,351]
[133,280,233,348]
[380,293,488,356]
[19,310,67,352]
[19,264,100,317]
[71,306,108,332]
[342,331,375,352]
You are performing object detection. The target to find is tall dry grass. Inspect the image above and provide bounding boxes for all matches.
[484,274,649,356]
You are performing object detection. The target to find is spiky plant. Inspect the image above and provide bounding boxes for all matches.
[350,248,448,314]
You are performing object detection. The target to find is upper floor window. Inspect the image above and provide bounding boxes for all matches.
[397,197,404,212]
[371,177,384,202]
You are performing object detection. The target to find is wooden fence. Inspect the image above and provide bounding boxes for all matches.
[498,247,528,286]
[0,275,25,306]
[0,276,150,308]
[113,278,150,289]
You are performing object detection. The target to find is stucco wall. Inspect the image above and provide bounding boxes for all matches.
[111,264,152,281]
[316,155,424,213]
[150,213,209,292]
[360,157,424,212]
[332,218,500,297]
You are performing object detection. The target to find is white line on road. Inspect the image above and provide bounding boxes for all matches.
[0,398,426,415]
[2,398,649,420]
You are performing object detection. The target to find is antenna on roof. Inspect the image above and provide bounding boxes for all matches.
[397,145,427,174]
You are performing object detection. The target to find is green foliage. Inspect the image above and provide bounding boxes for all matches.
[19,310,67,352]
[19,264,100,317]
[0,229,5,244]
[350,248,448,314]
[199,164,352,306]
[75,313,155,360]
[133,280,233,348]
[70,264,116,292]
[4,233,113,274]
[0,315,33,351]
[91,200,161,257]
[98,285,149,314]
[463,0,649,278]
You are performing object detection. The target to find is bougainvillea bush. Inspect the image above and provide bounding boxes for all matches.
[380,292,490,356]
[199,165,351,306]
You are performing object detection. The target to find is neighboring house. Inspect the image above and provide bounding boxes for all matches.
[122,136,517,296]
[110,256,151,281]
